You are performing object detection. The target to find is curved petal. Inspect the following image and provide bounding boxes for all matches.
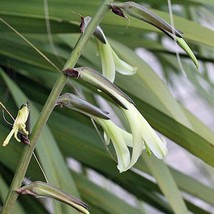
[140,115,168,159]
[112,50,137,75]
[122,99,167,168]
[97,40,116,82]
[96,119,131,172]
[125,101,167,159]
[122,105,145,169]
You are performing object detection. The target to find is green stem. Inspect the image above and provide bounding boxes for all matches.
[1,1,113,213]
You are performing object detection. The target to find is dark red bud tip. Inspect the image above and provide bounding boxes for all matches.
[79,16,85,33]
[64,68,80,78]
[16,189,32,195]
[110,4,126,18]
[20,134,30,145]
[16,189,24,194]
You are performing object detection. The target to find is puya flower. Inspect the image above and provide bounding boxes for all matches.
[3,102,30,146]
[80,16,137,82]
[64,67,168,172]
[96,118,135,172]
[120,97,167,169]
[110,1,198,68]
[57,93,133,172]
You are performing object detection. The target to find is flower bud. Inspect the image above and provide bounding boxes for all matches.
[17,181,90,214]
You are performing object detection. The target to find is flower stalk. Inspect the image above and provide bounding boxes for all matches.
[1,1,113,213]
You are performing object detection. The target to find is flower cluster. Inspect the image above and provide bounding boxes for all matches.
[64,67,167,172]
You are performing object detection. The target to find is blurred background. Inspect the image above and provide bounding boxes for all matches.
[1,0,214,213]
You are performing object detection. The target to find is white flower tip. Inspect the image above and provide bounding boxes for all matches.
[156,148,168,159]
[154,138,168,159]
[2,128,15,147]
[3,140,9,147]
[117,165,129,173]
[118,65,137,76]
[122,66,137,76]
[112,50,137,76]
[116,59,137,76]
[117,154,131,173]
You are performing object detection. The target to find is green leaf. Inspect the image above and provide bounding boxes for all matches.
[72,172,144,214]
[141,155,188,214]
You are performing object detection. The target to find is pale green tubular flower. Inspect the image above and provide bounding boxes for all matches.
[64,67,168,172]
[57,93,132,172]
[97,90,168,170]
[81,16,137,82]
[96,118,134,172]
[120,97,168,169]
[98,96,168,172]
[96,33,137,82]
